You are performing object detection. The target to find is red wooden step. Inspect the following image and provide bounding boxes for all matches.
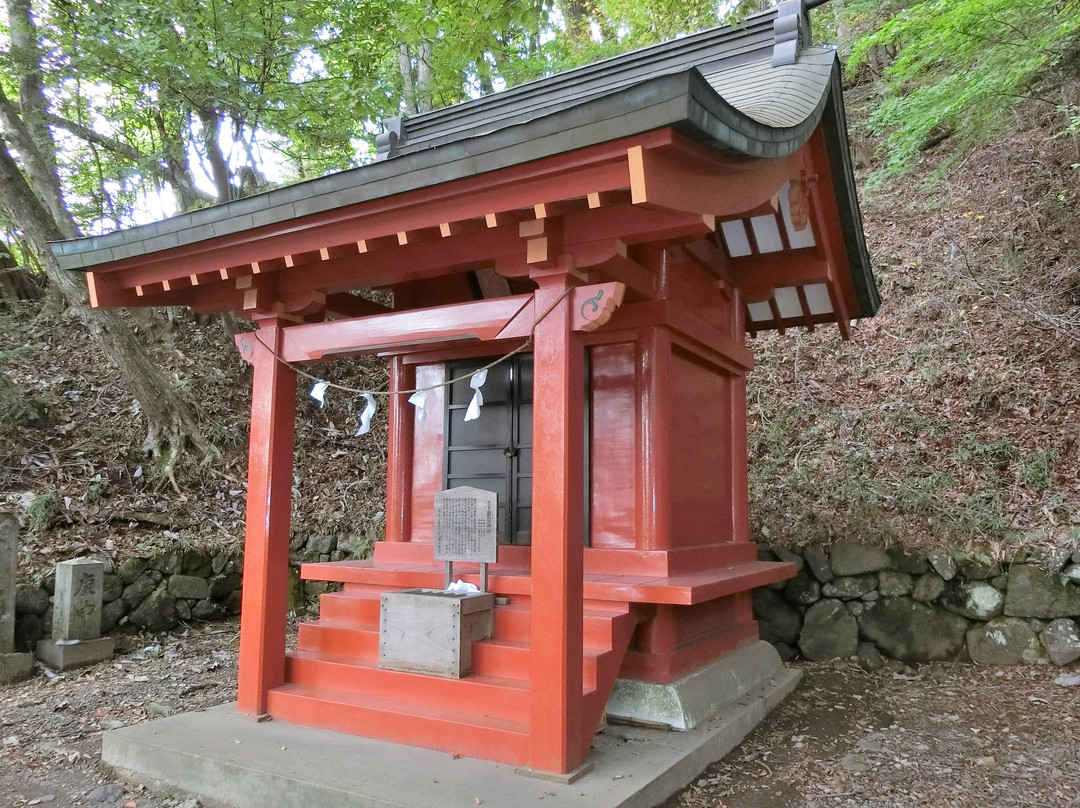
[316,590,381,626]
[296,619,378,661]
[285,651,530,723]
[492,601,530,639]
[489,600,627,647]
[266,683,530,766]
[471,636,609,688]
[471,638,530,680]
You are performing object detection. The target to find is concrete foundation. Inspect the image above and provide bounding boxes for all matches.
[101,664,800,808]
[36,637,115,671]
[0,651,34,683]
[605,641,785,730]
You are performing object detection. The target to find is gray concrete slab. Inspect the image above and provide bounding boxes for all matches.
[102,667,800,808]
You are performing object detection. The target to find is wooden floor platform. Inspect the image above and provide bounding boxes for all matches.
[300,557,794,605]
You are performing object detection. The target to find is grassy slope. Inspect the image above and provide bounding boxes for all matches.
[748,87,1080,557]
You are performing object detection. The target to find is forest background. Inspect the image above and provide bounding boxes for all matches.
[1,0,1080,577]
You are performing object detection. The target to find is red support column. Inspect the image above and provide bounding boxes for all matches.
[528,271,586,774]
[730,290,750,544]
[385,356,415,543]
[235,323,296,716]
[640,327,673,551]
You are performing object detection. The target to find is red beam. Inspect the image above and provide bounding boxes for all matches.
[278,283,624,362]
[274,227,526,298]
[730,251,831,297]
[806,128,857,331]
[564,203,716,247]
[281,295,534,361]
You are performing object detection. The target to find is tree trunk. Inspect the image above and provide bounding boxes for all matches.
[399,43,417,113]
[0,135,216,482]
[416,42,433,113]
[564,0,588,43]
[155,109,211,212]
[6,0,74,237]
[198,107,233,203]
[0,247,40,303]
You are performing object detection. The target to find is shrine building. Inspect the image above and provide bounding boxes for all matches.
[52,0,879,780]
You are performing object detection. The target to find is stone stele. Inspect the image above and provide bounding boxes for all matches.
[36,557,114,671]
[0,512,34,682]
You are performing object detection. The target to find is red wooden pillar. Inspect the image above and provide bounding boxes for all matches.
[730,290,750,544]
[235,323,296,716]
[385,356,415,543]
[528,273,586,774]
[640,327,673,551]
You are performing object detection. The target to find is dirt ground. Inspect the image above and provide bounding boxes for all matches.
[2,619,1078,808]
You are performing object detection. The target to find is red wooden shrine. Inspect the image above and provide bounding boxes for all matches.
[54,2,878,777]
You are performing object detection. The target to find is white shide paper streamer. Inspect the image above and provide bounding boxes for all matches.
[408,389,428,423]
[355,392,377,436]
[309,381,330,407]
[464,369,488,422]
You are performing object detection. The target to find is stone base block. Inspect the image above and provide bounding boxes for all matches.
[36,637,115,671]
[605,640,786,730]
[0,651,34,682]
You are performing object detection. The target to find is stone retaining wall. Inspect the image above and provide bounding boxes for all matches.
[10,534,362,652]
[13,540,1080,671]
[12,550,244,651]
[754,543,1080,669]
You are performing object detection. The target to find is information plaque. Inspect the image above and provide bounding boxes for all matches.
[433,486,498,563]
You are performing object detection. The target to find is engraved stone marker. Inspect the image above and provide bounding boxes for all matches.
[0,514,16,654]
[53,558,105,641]
[434,486,497,563]
[0,512,33,682]
[37,557,114,671]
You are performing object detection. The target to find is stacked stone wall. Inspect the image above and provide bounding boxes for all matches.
[11,538,1080,671]
[12,550,244,651]
[10,532,361,652]
[755,543,1080,669]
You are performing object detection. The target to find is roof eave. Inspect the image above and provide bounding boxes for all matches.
[51,64,839,274]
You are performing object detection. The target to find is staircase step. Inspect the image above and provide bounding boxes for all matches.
[296,619,378,660]
[266,683,530,766]
[471,637,609,688]
[317,589,382,625]
[492,601,530,638]
[286,651,530,723]
[471,638,530,679]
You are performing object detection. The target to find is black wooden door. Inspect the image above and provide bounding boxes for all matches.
[444,355,533,544]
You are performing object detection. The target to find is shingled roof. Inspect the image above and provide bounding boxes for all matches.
[50,0,877,318]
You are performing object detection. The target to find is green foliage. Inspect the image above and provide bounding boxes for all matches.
[950,434,1018,467]
[848,0,1080,179]
[1021,448,1057,492]
[26,493,58,537]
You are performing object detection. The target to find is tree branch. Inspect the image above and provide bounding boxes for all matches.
[45,113,142,162]
[0,86,77,240]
